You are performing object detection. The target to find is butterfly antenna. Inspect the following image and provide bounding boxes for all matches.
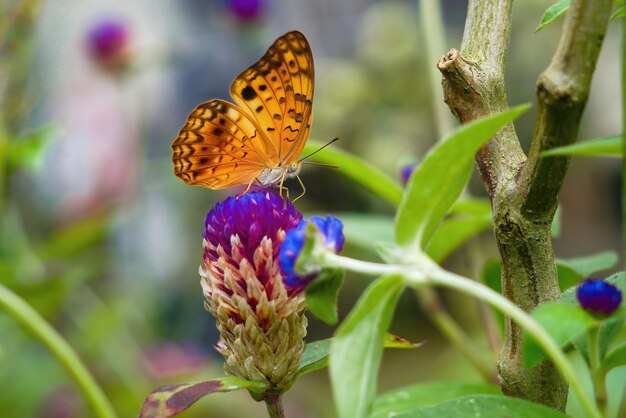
[298,137,340,162]
[301,162,340,169]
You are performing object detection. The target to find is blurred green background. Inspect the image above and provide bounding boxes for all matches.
[0,0,622,417]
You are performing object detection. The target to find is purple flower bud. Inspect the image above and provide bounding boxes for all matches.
[576,278,622,316]
[227,0,265,21]
[279,215,345,292]
[87,18,131,70]
[399,164,417,185]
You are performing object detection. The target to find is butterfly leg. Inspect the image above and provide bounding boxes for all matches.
[292,175,306,203]
[237,177,257,199]
[278,170,290,201]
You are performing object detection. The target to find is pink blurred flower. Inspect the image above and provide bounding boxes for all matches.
[227,0,266,21]
[143,342,209,380]
[86,18,132,71]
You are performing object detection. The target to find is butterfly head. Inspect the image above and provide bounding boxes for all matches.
[287,161,302,178]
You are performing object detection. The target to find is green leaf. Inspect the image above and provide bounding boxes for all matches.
[523,303,596,367]
[482,259,502,294]
[611,5,626,20]
[292,339,332,381]
[395,104,529,249]
[556,250,618,290]
[551,205,562,237]
[449,198,492,216]
[555,251,618,281]
[382,333,425,349]
[481,259,504,330]
[426,214,492,263]
[301,141,403,206]
[427,199,492,264]
[336,213,395,249]
[576,316,625,366]
[391,394,573,418]
[6,125,59,171]
[556,263,583,291]
[601,341,626,371]
[293,333,422,384]
[542,136,621,157]
[330,275,405,418]
[370,382,500,418]
[536,0,570,32]
[305,268,344,325]
[139,377,266,418]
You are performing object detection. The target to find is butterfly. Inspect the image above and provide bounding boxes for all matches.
[172,31,314,197]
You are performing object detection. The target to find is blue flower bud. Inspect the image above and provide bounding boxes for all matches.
[399,164,417,186]
[576,278,622,316]
[279,215,345,292]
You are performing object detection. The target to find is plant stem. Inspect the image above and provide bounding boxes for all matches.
[416,287,495,382]
[263,392,285,418]
[426,268,601,418]
[0,284,118,418]
[320,252,602,418]
[619,385,626,418]
[588,326,607,417]
[418,0,455,139]
[622,7,626,268]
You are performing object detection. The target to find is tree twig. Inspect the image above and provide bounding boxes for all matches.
[519,0,613,218]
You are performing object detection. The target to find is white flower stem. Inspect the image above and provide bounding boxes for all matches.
[321,252,601,418]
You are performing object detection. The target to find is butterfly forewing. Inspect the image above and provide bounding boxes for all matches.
[230,30,314,165]
[172,31,314,190]
[172,100,269,188]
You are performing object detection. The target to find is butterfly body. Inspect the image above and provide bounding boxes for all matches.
[172,31,313,193]
[256,162,301,187]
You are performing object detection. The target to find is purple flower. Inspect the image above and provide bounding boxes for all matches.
[576,278,622,316]
[279,215,345,292]
[399,164,417,186]
[200,191,307,389]
[227,0,266,21]
[87,18,131,70]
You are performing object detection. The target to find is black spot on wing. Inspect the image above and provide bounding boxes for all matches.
[241,86,257,101]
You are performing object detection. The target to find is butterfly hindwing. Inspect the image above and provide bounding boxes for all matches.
[230,31,314,165]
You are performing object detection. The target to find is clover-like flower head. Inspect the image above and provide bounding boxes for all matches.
[200,191,306,390]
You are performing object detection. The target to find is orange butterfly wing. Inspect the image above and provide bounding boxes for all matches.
[172,100,268,189]
[230,30,314,166]
[172,31,314,189]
